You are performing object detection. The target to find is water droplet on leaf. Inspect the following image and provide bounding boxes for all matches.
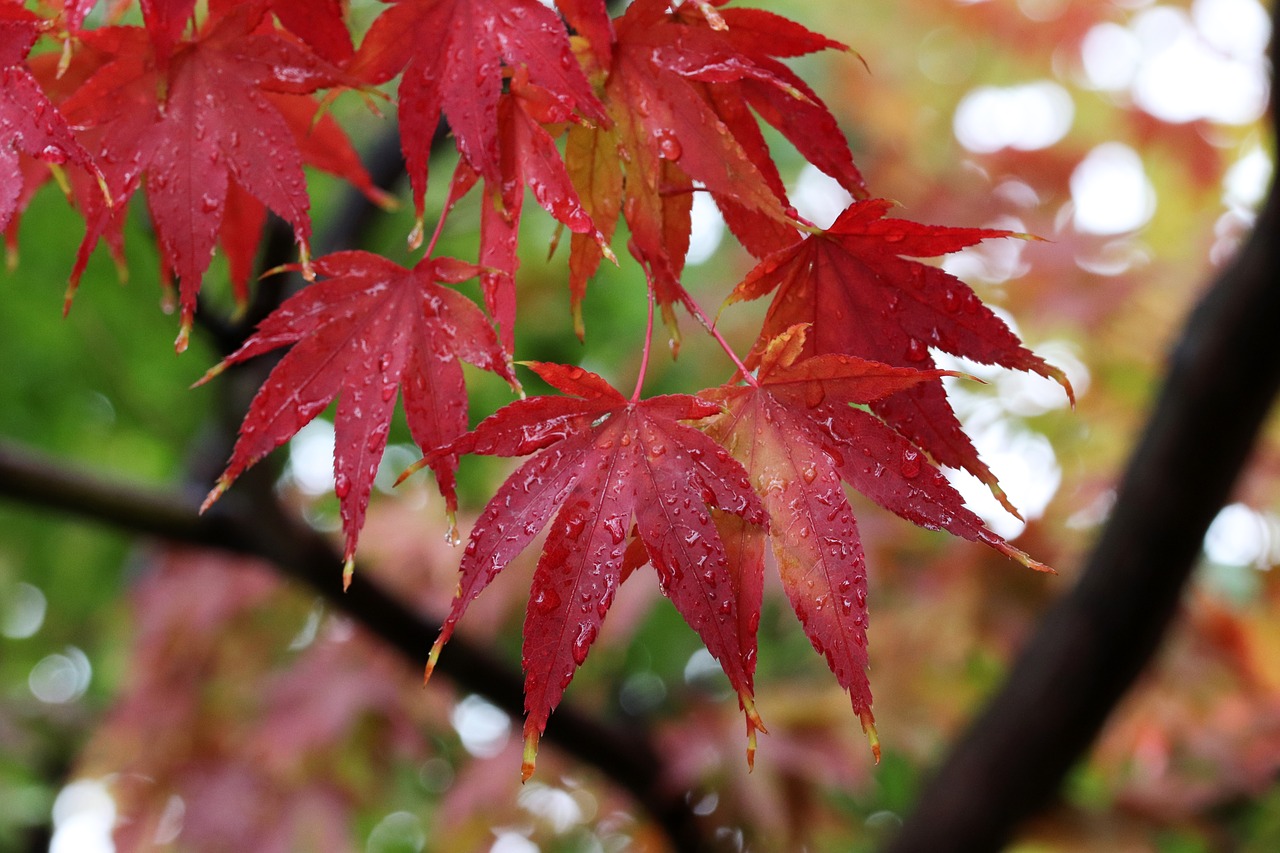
[900,448,921,478]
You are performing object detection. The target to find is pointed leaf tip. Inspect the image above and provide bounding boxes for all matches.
[342,557,355,591]
[199,477,231,515]
[983,532,1056,574]
[521,729,540,783]
[407,217,425,252]
[191,360,229,389]
[423,636,445,686]
[393,455,431,487]
[859,709,880,763]
[298,244,315,282]
[174,320,192,354]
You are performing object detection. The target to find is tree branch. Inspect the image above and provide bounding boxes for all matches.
[0,439,713,852]
[885,14,1280,851]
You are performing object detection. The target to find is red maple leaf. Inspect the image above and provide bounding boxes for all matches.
[726,198,1074,514]
[217,90,394,304]
[59,0,353,61]
[59,5,346,348]
[199,251,518,582]
[350,0,605,223]
[1,7,105,233]
[703,326,1051,757]
[418,362,767,780]
[564,0,856,339]
[440,69,608,354]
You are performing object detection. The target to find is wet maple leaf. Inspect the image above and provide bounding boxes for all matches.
[216,90,394,304]
[565,0,856,339]
[703,326,1051,757]
[200,251,518,582]
[60,0,352,61]
[441,71,607,353]
[59,5,345,349]
[726,198,1073,514]
[350,0,605,222]
[419,362,766,780]
[254,0,354,64]
[0,7,105,233]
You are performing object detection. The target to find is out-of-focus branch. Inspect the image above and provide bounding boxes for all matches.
[885,13,1280,851]
[0,438,713,852]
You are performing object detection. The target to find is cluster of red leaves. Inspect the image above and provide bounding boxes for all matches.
[3,0,1070,776]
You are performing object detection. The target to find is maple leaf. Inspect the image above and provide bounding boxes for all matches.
[565,0,857,338]
[418,362,767,780]
[1,7,105,233]
[441,70,607,354]
[200,251,518,584]
[702,327,1051,757]
[216,91,394,304]
[350,0,605,223]
[726,198,1073,514]
[254,0,354,64]
[59,0,353,61]
[59,5,346,349]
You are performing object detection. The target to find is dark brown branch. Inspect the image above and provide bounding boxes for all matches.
[0,438,713,852]
[885,16,1280,851]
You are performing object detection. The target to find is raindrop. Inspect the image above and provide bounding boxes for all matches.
[571,622,597,665]
[565,513,587,539]
[532,587,562,613]
[603,515,627,544]
[905,338,929,362]
[39,145,68,164]
[900,449,922,478]
[654,129,683,160]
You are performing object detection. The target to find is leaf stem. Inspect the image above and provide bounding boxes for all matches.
[684,294,759,387]
[422,209,451,259]
[632,285,656,403]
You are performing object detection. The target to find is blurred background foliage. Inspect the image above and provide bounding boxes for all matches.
[1,0,1277,851]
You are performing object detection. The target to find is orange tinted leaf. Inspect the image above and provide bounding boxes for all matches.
[351,0,604,217]
[729,198,1071,509]
[702,326,1049,753]
[563,0,860,332]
